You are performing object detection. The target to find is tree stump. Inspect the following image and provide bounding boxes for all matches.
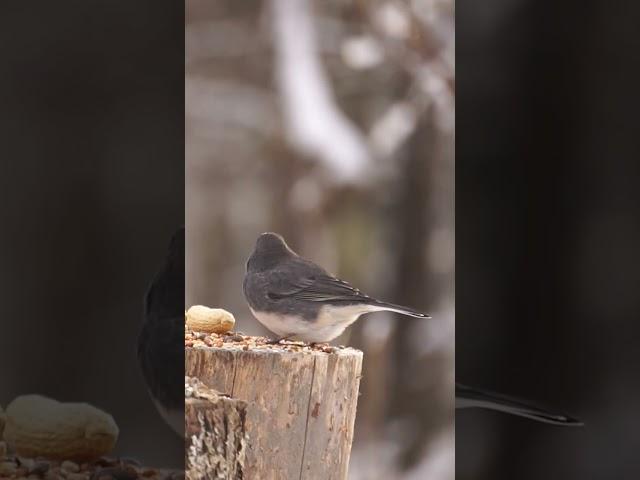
[185,377,248,479]
[185,335,363,480]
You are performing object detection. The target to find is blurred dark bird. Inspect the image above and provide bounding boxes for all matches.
[456,383,583,426]
[243,232,429,343]
[137,227,184,436]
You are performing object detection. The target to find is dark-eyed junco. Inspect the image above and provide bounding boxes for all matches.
[243,232,429,343]
[456,383,583,426]
[137,227,185,436]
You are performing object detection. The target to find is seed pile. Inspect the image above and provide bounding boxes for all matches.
[184,328,347,355]
[0,452,183,480]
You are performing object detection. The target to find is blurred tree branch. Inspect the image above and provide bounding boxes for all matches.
[271,0,372,184]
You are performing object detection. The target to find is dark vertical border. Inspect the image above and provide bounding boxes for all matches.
[457,1,640,478]
[0,1,184,469]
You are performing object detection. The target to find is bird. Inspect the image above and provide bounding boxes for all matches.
[243,232,429,343]
[456,383,583,426]
[137,227,185,437]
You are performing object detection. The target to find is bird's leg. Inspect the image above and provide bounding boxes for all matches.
[266,334,294,345]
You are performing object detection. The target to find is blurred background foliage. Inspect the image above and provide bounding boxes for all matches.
[186,0,454,478]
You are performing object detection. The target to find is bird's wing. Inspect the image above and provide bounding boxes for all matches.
[295,275,373,302]
[266,265,372,304]
[262,261,429,317]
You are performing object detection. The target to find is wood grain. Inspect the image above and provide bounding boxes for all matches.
[186,344,363,480]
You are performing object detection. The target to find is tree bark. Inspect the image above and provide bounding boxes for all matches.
[186,343,363,480]
[185,377,248,479]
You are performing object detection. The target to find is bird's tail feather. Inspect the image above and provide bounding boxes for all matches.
[456,384,583,426]
[370,300,430,318]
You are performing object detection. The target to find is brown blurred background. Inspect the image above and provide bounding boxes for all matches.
[186,0,454,478]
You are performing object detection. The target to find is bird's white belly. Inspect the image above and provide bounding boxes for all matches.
[152,397,184,438]
[250,304,378,343]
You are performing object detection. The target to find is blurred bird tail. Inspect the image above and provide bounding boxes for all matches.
[456,384,583,426]
[371,301,430,318]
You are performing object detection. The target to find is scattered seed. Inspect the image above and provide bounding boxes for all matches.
[16,466,29,476]
[66,473,90,480]
[61,460,80,473]
[18,457,37,471]
[90,466,137,480]
[0,461,18,476]
[29,461,50,475]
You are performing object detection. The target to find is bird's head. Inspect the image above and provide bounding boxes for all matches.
[247,232,296,272]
